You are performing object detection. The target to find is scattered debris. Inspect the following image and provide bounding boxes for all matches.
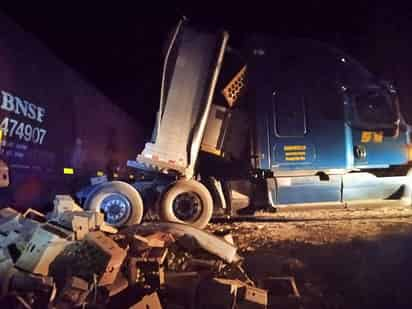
[0,195,300,308]
[15,225,70,276]
[128,221,242,263]
[129,292,162,309]
[197,277,268,308]
[55,276,89,307]
[85,231,127,286]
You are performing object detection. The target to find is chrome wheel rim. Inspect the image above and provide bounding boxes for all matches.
[100,193,132,226]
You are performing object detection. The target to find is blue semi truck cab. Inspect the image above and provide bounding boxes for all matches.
[78,22,412,229]
[247,38,412,207]
[251,39,406,172]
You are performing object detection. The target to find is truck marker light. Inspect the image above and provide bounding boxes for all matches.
[63,168,74,175]
[113,173,119,178]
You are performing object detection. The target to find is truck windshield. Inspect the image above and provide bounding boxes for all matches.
[353,88,398,125]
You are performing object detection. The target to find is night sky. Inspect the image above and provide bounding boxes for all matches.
[1,2,412,136]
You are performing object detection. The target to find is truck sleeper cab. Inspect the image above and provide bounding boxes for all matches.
[79,22,412,229]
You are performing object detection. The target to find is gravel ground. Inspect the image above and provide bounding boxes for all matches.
[207,204,412,309]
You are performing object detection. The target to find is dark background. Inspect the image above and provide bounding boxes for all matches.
[1,2,412,136]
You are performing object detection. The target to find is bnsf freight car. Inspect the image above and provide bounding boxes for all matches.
[0,11,142,211]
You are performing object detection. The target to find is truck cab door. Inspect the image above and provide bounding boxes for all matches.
[274,90,306,137]
[270,89,315,167]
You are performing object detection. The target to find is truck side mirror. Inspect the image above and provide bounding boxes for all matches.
[0,160,9,188]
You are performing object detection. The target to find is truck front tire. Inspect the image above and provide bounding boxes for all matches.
[159,180,213,229]
[84,181,144,227]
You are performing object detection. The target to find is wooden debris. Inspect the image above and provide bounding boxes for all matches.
[0,206,300,308]
[129,292,162,309]
[107,273,129,297]
[145,232,175,247]
[56,276,89,306]
[85,231,127,286]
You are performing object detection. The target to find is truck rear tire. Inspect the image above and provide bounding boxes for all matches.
[84,181,144,227]
[159,179,213,229]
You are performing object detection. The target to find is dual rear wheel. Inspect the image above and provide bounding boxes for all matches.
[84,179,213,229]
[159,179,213,229]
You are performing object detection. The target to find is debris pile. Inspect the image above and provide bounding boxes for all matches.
[0,195,299,308]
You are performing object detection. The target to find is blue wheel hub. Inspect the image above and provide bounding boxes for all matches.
[100,193,132,226]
